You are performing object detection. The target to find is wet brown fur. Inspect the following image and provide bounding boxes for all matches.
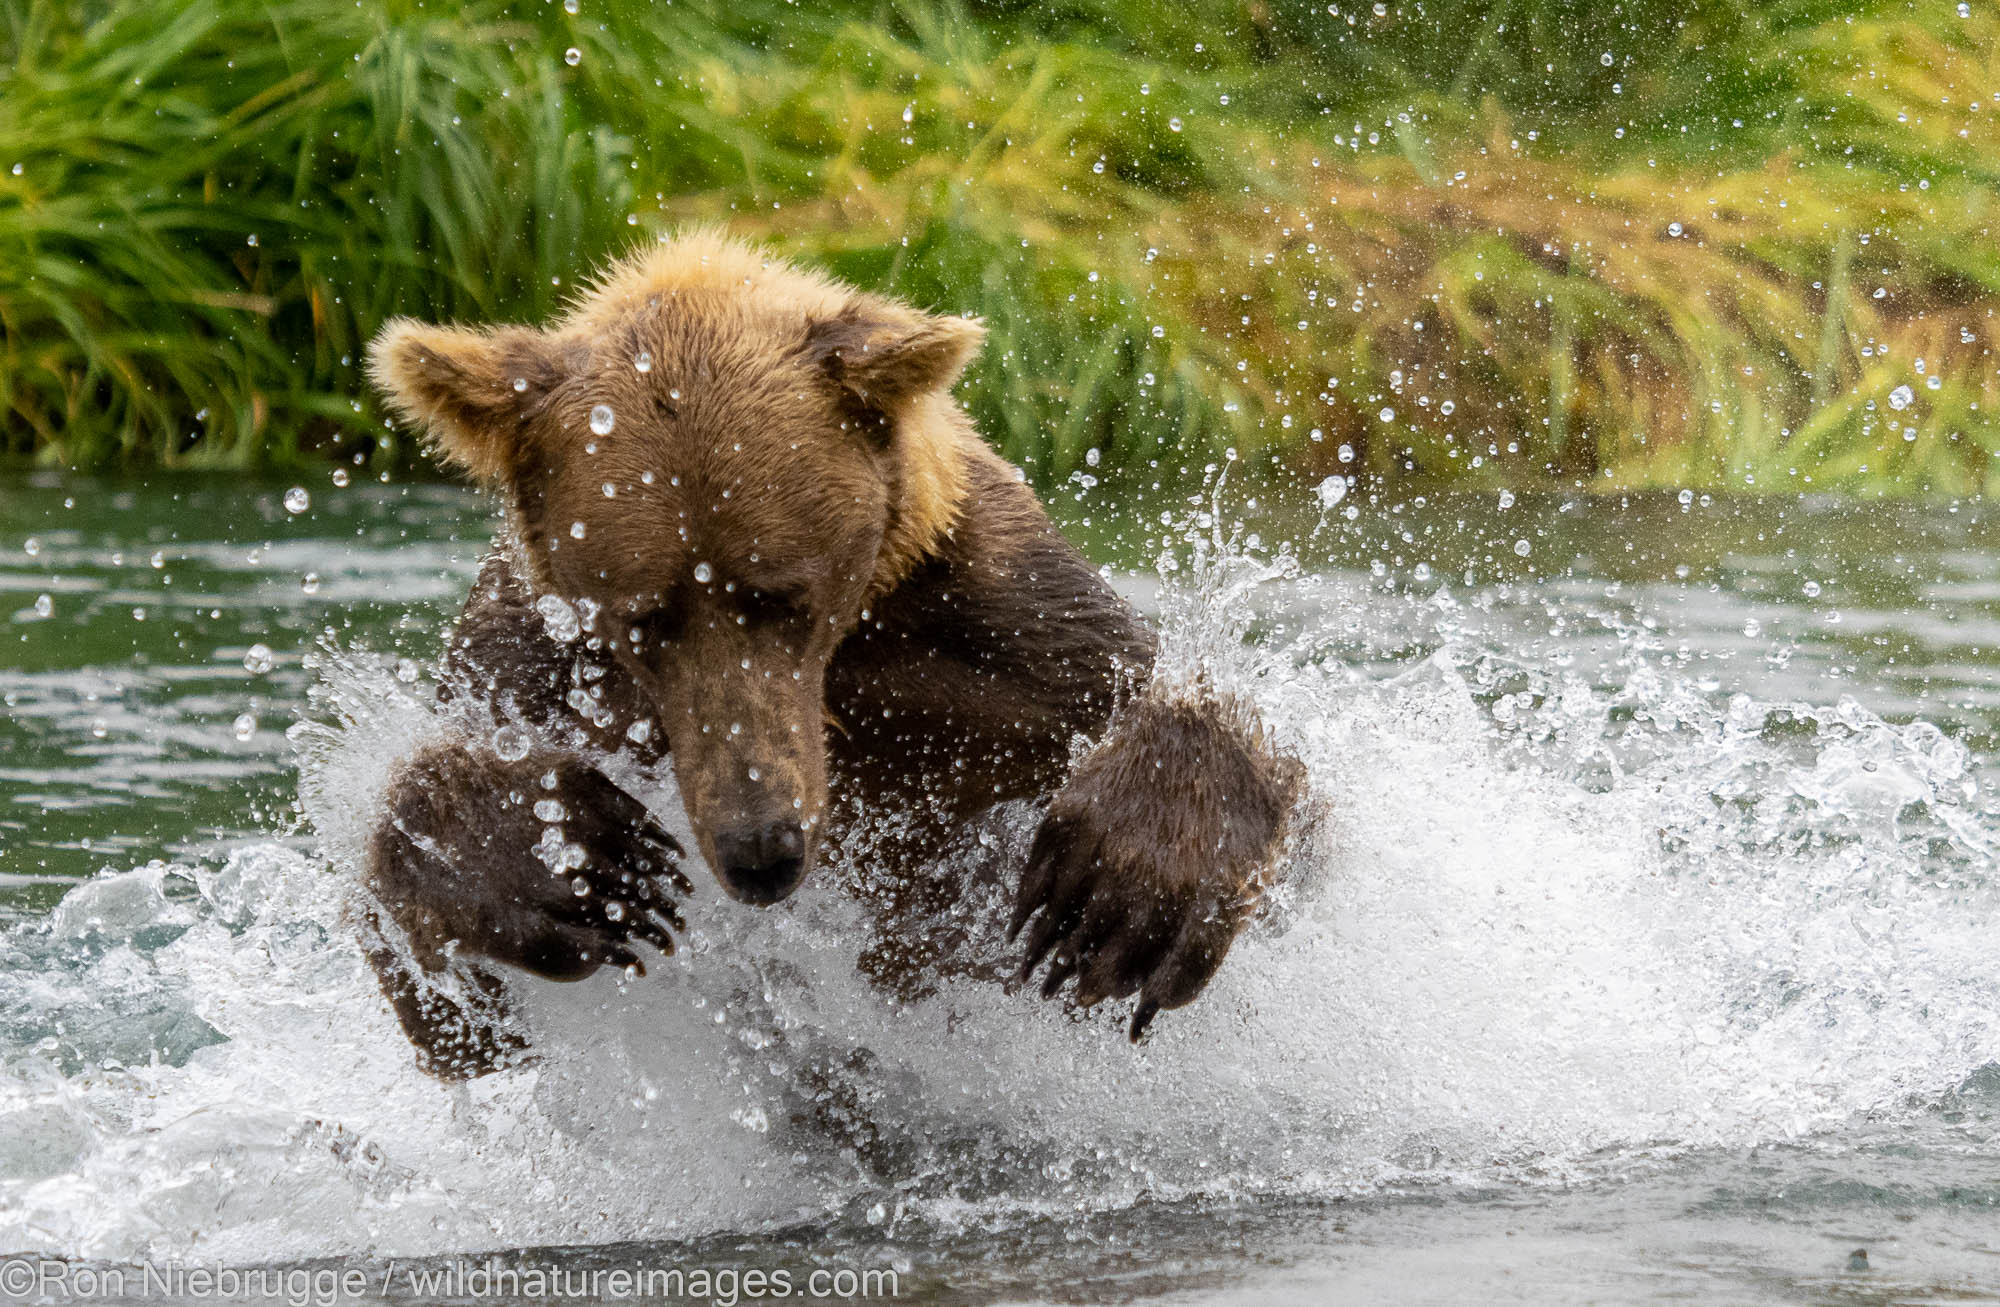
[362,233,1300,1077]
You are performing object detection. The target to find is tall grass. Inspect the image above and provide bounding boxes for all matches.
[4,0,1998,494]
[0,0,633,466]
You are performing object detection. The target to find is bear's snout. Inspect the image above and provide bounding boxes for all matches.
[711,820,810,905]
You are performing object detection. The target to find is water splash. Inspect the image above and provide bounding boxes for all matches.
[3,521,1999,1262]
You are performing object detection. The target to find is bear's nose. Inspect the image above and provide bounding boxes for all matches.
[711,821,808,905]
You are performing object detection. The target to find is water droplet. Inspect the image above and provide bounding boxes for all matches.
[1498,489,1516,509]
[1337,443,1355,463]
[1439,399,1456,415]
[569,520,588,540]
[535,798,568,823]
[330,468,351,488]
[634,351,652,373]
[89,717,109,740]
[589,404,616,435]
[283,487,310,514]
[301,571,321,595]
[626,719,654,744]
[1667,221,1684,237]
[395,657,419,683]
[536,594,581,642]
[1168,117,1183,132]
[1803,580,1823,598]
[694,562,714,583]
[1316,476,1348,508]
[564,47,582,66]
[605,900,626,921]
[22,537,40,557]
[492,725,531,762]
[1513,538,1532,557]
[243,643,275,674]
[1600,51,1614,65]
[901,103,914,124]
[231,712,256,742]
[512,377,528,392]
[1888,384,1915,411]
[571,875,591,896]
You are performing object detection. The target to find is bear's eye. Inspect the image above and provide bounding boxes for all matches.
[736,586,806,627]
[628,607,685,647]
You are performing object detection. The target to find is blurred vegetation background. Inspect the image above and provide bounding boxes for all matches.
[2,0,1997,493]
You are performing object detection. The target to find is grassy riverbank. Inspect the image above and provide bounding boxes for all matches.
[5,0,1998,493]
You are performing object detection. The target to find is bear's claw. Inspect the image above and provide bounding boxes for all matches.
[368,743,693,985]
[1009,806,1241,1042]
[493,756,693,979]
[1007,690,1301,1042]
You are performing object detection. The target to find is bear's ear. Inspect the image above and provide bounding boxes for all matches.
[367,319,567,484]
[805,308,986,414]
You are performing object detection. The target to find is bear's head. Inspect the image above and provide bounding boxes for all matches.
[367,232,984,906]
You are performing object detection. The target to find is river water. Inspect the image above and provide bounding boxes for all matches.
[3,468,1999,1304]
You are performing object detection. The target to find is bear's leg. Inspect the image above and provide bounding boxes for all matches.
[1009,688,1303,1040]
[824,449,1301,1037]
[364,741,690,1077]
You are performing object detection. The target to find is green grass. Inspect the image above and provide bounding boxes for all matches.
[5,0,2000,495]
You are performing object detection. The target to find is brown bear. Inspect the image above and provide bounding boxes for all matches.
[362,231,1301,1078]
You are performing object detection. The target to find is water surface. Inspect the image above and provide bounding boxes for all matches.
[3,468,2000,1304]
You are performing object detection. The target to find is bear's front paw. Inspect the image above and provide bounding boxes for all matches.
[370,745,692,982]
[1007,692,1300,1040]
[488,758,694,980]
